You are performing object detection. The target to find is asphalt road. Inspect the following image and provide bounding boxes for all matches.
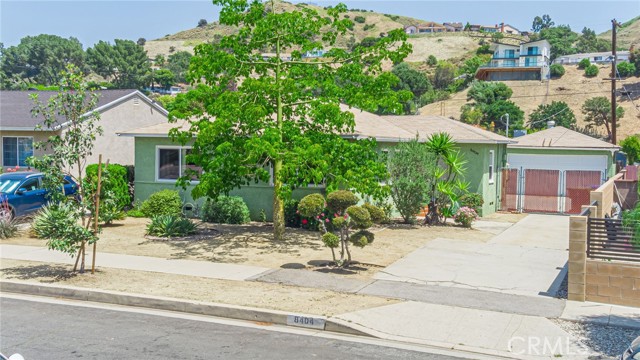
[0,296,469,360]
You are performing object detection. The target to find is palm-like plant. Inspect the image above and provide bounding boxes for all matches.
[425,132,468,225]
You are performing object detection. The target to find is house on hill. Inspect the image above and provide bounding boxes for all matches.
[475,39,551,81]
[417,22,447,33]
[552,51,630,65]
[444,22,463,32]
[504,126,619,214]
[0,90,168,170]
[119,106,513,219]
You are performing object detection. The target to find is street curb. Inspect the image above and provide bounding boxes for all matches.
[0,280,370,337]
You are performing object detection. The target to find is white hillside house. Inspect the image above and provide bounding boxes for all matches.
[475,40,551,81]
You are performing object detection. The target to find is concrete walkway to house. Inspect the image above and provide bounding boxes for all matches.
[373,214,569,297]
[1,241,639,359]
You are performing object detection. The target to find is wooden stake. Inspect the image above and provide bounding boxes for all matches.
[91,155,104,274]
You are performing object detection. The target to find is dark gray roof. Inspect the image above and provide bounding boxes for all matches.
[1,89,138,129]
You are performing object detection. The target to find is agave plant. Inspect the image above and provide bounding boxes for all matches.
[146,215,198,238]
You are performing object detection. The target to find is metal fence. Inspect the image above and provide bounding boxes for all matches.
[501,168,603,214]
[587,218,640,262]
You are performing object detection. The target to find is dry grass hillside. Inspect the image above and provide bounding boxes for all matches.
[599,16,640,50]
[420,65,640,140]
[144,0,515,61]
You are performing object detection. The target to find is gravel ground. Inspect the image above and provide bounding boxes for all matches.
[553,319,638,359]
[555,271,568,299]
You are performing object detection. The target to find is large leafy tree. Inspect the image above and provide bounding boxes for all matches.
[531,14,554,33]
[621,135,640,165]
[539,25,578,60]
[582,97,624,141]
[575,27,611,53]
[463,81,523,134]
[169,0,411,241]
[86,39,150,89]
[0,34,85,88]
[167,51,193,83]
[528,101,576,130]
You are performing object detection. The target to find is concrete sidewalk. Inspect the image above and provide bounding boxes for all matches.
[2,243,639,359]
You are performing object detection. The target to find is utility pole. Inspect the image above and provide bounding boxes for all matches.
[611,19,618,144]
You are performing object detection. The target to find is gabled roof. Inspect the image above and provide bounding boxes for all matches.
[376,115,514,144]
[0,89,168,130]
[508,126,620,151]
[120,105,513,145]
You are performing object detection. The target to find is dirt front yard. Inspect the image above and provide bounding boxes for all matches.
[1,214,515,279]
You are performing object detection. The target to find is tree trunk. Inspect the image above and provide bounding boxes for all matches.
[273,161,285,241]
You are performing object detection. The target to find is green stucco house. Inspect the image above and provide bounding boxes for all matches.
[118,106,513,219]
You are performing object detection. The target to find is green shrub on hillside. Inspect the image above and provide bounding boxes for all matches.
[584,64,599,77]
[550,64,565,78]
[578,58,590,69]
[353,16,366,23]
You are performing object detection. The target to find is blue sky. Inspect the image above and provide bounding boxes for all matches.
[1,1,638,48]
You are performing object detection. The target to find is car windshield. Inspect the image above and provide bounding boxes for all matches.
[0,179,22,194]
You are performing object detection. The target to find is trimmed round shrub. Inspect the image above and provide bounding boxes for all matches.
[578,58,590,69]
[326,190,358,214]
[549,64,565,78]
[585,64,599,77]
[86,163,131,209]
[298,193,325,218]
[459,193,484,215]
[146,214,198,237]
[362,203,384,224]
[332,216,346,228]
[322,232,340,248]
[346,205,372,229]
[140,189,182,217]
[201,196,250,224]
[349,230,375,248]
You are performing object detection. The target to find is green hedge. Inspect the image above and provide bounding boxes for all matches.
[86,163,131,209]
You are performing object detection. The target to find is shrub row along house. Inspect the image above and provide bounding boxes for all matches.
[2,90,619,220]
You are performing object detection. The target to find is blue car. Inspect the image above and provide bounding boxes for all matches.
[0,172,78,219]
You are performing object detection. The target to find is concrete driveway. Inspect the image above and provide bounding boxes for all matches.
[374,214,568,297]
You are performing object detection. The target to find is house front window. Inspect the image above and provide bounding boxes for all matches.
[504,60,516,67]
[2,136,33,167]
[489,150,495,184]
[505,50,515,58]
[156,146,202,182]
[527,46,539,55]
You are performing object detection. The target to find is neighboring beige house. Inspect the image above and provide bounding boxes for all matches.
[443,22,463,32]
[404,25,417,34]
[499,23,520,34]
[0,90,168,171]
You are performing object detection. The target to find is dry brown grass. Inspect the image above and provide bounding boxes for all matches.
[420,64,640,140]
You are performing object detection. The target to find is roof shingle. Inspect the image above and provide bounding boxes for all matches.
[1,89,138,129]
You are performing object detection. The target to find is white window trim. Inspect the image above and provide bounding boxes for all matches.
[2,136,34,167]
[155,145,199,184]
[488,150,495,184]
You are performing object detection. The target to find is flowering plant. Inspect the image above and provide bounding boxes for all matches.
[454,206,478,228]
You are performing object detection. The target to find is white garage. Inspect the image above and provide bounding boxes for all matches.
[503,126,619,214]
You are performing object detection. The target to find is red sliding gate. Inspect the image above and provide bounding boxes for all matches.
[501,168,603,214]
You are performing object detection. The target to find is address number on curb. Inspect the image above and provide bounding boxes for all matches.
[286,315,326,330]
